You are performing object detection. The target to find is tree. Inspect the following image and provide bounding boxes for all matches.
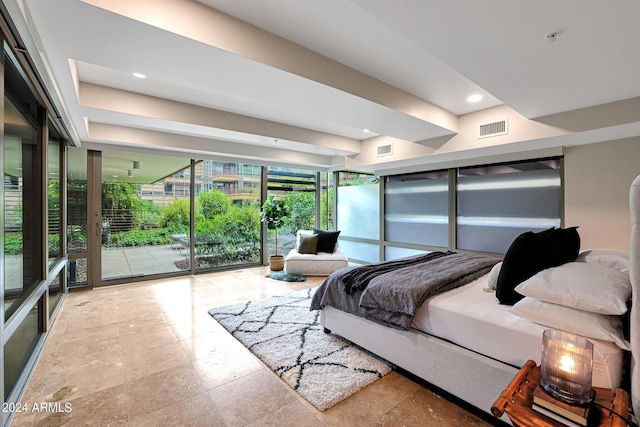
[102,182,142,210]
[198,190,231,219]
[260,196,290,255]
[102,182,143,231]
[282,191,315,232]
[320,186,334,230]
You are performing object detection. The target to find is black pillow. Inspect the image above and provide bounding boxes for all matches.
[495,227,580,305]
[313,229,341,253]
[541,226,580,265]
[496,231,556,305]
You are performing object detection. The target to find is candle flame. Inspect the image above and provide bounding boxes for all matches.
[559,354,575,374]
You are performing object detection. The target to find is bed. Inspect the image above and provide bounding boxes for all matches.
[311,174,640,424]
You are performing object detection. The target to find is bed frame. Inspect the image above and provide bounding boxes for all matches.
[321,174,640,424]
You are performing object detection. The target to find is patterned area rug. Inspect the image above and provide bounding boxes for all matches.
[208,288,392,411]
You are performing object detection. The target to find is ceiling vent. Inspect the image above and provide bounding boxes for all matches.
[377,143,393,157]
[478,118,508,139]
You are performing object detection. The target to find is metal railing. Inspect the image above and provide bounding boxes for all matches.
[102,208,161,233]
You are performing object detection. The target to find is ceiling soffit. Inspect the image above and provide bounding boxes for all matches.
[81,0,458,134]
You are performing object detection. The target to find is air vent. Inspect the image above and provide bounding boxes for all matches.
[377,143,393,157]
[478,118,508,138]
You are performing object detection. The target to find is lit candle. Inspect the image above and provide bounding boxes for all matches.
[541,330,594,405]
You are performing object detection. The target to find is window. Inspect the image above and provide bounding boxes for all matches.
[385,170,449,248]
[337,172,379,263]
[456,159,561,253]
[3,47,43,321]
[4,301,42,399]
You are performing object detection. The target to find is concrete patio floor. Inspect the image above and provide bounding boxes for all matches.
[102,244,187,280]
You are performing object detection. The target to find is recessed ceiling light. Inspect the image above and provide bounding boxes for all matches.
[467,94,483,103]
[132,72,146,79]
[545,31,561,42]
[363,129,370,133]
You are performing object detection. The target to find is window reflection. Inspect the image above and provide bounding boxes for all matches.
[48,121,63,265]
[67,148,88,287]
[4,301,42,399]
[4,89,42,321]
[49,270,63,317]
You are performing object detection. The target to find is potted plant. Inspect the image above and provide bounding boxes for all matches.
[260,195,290,271]
[101,220,111,244]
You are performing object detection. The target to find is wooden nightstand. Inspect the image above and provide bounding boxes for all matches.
[491,360,630,427]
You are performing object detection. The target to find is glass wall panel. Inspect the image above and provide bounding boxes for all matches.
[457,159,562,254]
[385,246,430,261]
[101,152,191,280]
[68,257,87,287]
[266,167,316,257]
[384,170,448,248]
[338,240,379,264]
[4,49,43,321]
[4,301,42,399]
[67,147,87,287]
[337,172,379,240]
[49,270,63,317]
[319,172,334,230]
[47,121,63,266]
[193,160,261,271]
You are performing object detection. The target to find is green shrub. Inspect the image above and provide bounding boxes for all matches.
[137,200,162,229]
[159,199,191,233]
[48,234,60,255]
[107,229,172,247]
[194,204,260,249]
[4,233,22,255]
[282,191,315,232]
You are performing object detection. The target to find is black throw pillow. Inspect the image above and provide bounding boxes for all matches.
[313,229,341,253]
[496,227,581,305]
[541,226,581,265]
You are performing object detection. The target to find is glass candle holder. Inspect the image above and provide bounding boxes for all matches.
[540,329,593,405]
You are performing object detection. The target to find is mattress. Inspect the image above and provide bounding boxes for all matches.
[410,274,624,390]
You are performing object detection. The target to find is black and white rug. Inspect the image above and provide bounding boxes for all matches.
[208,288,392,411]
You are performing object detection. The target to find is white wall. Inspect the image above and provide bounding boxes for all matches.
[564,137,640,250]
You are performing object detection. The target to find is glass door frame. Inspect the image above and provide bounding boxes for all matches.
[87,150,102,286]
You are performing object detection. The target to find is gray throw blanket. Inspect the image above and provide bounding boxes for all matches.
[359,253,499,329]
[341,251,454,295]
[311,253,499,331]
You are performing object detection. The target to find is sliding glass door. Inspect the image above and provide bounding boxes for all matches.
[192,160,261,271]
[91,154,264,282]
[100,152,192,282]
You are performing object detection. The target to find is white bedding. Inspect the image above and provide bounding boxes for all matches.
[410,274,624,390]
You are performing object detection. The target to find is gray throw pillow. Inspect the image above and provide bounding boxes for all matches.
[298,233,319,254]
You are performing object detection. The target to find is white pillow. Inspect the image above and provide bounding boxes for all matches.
[509,297,630,351]
[486,261,502,291]
[514,262,631,315]
[575,249,629,274]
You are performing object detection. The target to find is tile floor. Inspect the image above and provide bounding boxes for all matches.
[10,267,496,426]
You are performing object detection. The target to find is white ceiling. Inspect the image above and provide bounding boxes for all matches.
[9,0,640,173]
